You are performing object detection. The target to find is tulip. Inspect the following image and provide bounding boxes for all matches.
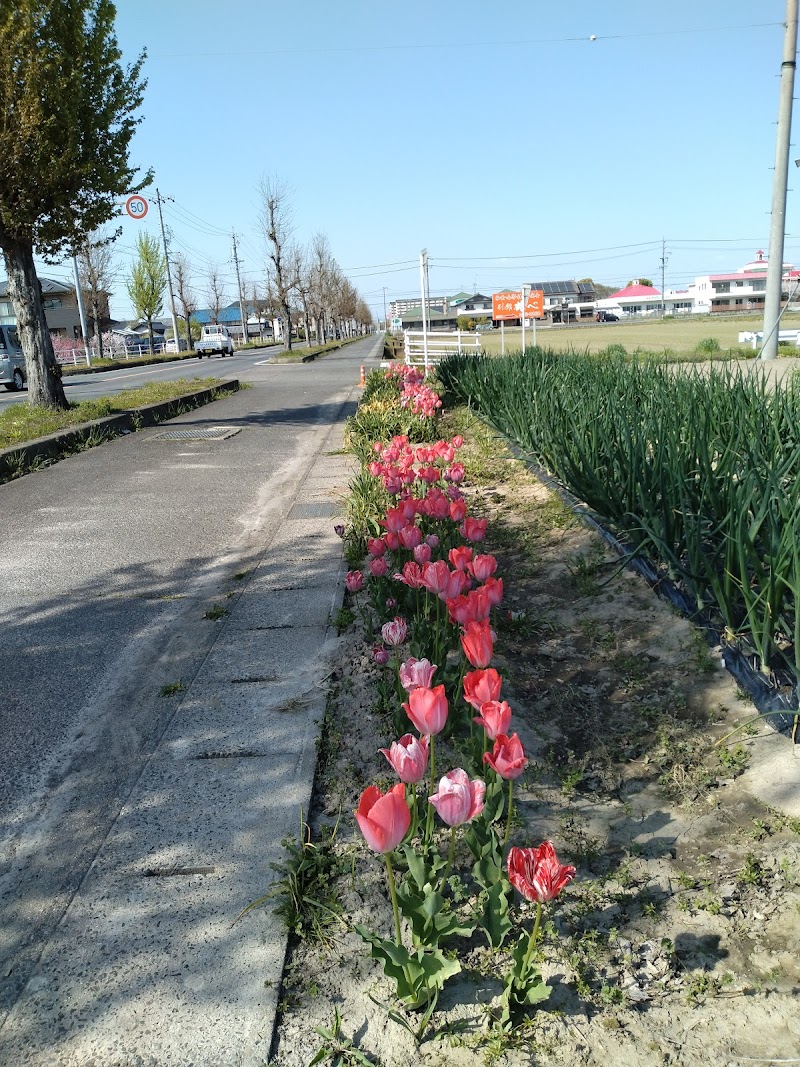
[403,683,448,736]
[506,843,576,993]
[446,594,472,626]
[384,475,403,495]
[449,546,473,572]
[333,523,345,538]
[345,570,364,593]
[421,560,452,598]
[356,783,412,947]
[425,533,440,548]
[367,537,387,557]
[461,619,494,668]
[451,434,464,449]
[424,487,450,520]
[398,657,437,692]
[370,557,388,578]
[385,597,397,610]
[459,516,488,543]
[382,616,407,646]
[384,506,408,533]
[397,560,425,588]
[372,644,390,665]
[485,732,528,847]
[399,524,423,550]
[449,498,467,523]
[418,465,440,484]
[428,768,485,827]
[355,783,411,854]
[384,531,401,552]
[468,553,497,582]
[444,461,465,483]
[483,732,527,780]
[483,576,504,608]
[507,842,576,904]
[379,733,429,784]
[474,699,512,741]
[413,543,432,565]
[463,667,503,710]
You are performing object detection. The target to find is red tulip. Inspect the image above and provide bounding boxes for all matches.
[463,667,503,710]
[380,733,430,784]
[461,619,494,668]
[384,506,408,533]
[355,783,411,853]
[423,487,450,520]
[474,699,512,740]
[449,545,473,572]
[404,683,448,736]
[399,524,423,550]
[459,516,488,543]
[397,561,425,589]
[468,553,497,582]
[483,732,527,780]
[449,498,467,523]
[384,531,401,552]
[367,537,387,557]
[428,768,485,826]
[483,576,504,608]
[421,560,452,597]
[507,842,576,903]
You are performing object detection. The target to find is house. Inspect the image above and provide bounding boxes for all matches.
[398,305,459,330]
[523,280,597,321]
[193,302,275,341]
[0,276,86,337]
[598,281,664,318]
[687,250,799,314]
[451,293,493,317]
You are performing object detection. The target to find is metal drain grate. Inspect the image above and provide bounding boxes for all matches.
[154,426,241,441]
[288,500,341,519]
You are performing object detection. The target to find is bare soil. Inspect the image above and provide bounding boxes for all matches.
[267,411,800,1067]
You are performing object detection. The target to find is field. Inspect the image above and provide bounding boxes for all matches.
[477,311,800,357]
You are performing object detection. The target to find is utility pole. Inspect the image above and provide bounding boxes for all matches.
[660,238,669,317]
[382,286,388,331]
[153,189,181,352]
[419,248,429,374]
[232,233,248,348]
[762,0,798,360]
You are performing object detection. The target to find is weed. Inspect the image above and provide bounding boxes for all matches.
[310,1006,376,1066]
[204,603,229,621]
[738,854,767,887]
[695,337,721,355]
[232,570,250,581]
[717,743,749,776]
[160,681,185,697]
[333,607,355,632]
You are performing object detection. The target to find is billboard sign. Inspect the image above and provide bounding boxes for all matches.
[492,290,545,321]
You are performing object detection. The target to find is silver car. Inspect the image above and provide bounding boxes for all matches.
[0,325,27,392]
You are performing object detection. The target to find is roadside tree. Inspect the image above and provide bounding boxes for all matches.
[126,232,165,354]
[258,176,295,350]
[78,231,116,360]
[173,253,197,347]
[0,1,147,408]
[206,267,226,325]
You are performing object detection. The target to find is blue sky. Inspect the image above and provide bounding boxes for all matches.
[42,1,800,321]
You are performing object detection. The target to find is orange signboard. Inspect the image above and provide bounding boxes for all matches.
[492,290,544,321]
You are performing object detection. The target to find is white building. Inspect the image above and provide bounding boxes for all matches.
[687,250,799,314]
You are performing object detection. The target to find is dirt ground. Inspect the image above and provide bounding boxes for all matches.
[267,411,800,1067]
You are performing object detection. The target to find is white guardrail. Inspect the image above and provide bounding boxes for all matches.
[403,330,481,369]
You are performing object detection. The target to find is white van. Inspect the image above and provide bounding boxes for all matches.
[0,325,27,391]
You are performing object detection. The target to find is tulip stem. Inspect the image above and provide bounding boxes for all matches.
[522,901,543,978]
[503,779,514,848]
[385,853,402,948]
[425,734,436,845]
[444,825,456,884]
[406,783,418,842]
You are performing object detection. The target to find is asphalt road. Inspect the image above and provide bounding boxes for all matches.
[0,336,378,1035]
[0,344,288,410]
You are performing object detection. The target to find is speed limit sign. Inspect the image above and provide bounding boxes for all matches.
[125,194,148,219]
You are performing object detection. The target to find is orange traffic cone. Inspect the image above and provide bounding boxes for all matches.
[359,365,366,386]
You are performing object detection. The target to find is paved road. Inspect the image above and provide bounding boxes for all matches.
[0,344,295,410]
[0,336,380,1064]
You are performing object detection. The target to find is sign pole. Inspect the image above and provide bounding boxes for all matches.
[501,319,505,355]
[72,253,92,366]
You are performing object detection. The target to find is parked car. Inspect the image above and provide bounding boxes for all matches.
[0,325,27,391]
[165,337,189,353]
[595,310,620,322]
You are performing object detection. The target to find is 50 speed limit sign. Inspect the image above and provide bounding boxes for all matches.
[125,194,148,220]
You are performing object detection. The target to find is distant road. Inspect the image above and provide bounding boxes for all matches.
[0,345,286,410]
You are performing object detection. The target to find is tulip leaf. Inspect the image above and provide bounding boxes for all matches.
[402,844,446,891]
[480,880,513,948]
[354,926,461,1008]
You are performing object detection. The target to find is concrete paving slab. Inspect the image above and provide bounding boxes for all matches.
[225,583,334,630]
[739,730,800,819]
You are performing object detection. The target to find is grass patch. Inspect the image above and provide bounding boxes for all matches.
[0,378,225,450]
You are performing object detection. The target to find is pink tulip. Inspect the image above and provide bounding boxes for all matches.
[345,570,364,593]
[424,488,450,520]
[399,657,437,692]
[483,732,527,780]
[368,537,387,557]
[381,616,407,646]
[421,560,452,597]
[384,506,408,533]
[355,783,411,853]
[483,576,503,607]
[507,842,576,903]
[444,462,465,484]
[399,524,423,550]
[474,699,512,740]
[370,557,388,578]
[463,667,503,711]
[425,533,440,548]
[451,435,464,449]
[404,683,448,736]
[413,543,432,565]
[380,733,429,784]
[428,768,485,827]
[469,553,497,582]
[461,619,494,668]
[449,498,467,523]
[397,561,425,588]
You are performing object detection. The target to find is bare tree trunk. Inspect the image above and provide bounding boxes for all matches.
[184,313,194,348]
[0,234,67,408]
[300,291,312,348]
[282,300,292,350]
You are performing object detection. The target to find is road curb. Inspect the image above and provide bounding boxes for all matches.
[0,380,240,481]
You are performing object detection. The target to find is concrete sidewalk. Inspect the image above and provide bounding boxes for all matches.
[0,338,382,1065]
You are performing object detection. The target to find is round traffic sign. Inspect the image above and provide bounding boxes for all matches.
[125,194,148,220]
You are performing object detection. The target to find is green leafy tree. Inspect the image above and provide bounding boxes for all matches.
[0,1,147,408]
[126,232,166,354]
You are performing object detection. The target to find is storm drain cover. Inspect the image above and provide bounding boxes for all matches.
[154,426,241,441]
[288,500,341,519]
